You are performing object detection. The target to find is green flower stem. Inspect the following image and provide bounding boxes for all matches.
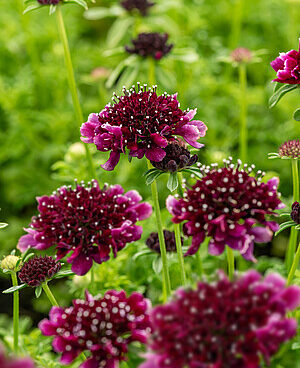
[286,159,299,270]
[226,247,235,280]
[55,5,96,179]
[195,250,204,278]
[238,63,248,162]
[11,272,19,353]
[287,241,300,285]
[147,161,171,301]
[228,0,245,50]
[42,282,59,307]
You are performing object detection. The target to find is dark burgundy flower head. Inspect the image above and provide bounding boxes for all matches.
[37,0,60,4]
[278,139,300,159]
[18,255,61,287]
[121,0,154,16]
[140,271,300,368]
[271,39,300,84]
[231,47,252,63]
[151,143,198,172]
[125,33,173,60]
[146,230,181,253]
[40,290,151,368]
[167,158,284,261]
[17,180,152,276]
[0,344,36,368]
[291,201,300,224]
[81,84,207,171]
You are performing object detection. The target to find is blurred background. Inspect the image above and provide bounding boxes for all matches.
[0,0,300,335]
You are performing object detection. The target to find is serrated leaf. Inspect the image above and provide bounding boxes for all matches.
[275,221,296,236]
[35,286,42,298]
[293,108,300,121]
[269,84,298,108]
[0,223,8,229]
[167,172,179,192]
[152,256,162,275]
[3,284,27,294]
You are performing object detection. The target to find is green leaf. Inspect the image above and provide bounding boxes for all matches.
[275,221,296,236]
[84,6,122,20]
[0,223,8,229]
[152,256,162,275]
[106,60,126,89]
[133,249,154,260]
[293,108,300,121]
[295,224,300,230]
[273,82,281,93]
[23,253,35,263]
[23,4,42,14]
[167,172,179,192]
[65,0,88,9]
[269,84,298,108]
[182,168,203,179]
[3,284,27,294]
[49,4,57,14]
[52,270,75,279]
[35,286,42,298]
[145,170,163,185]
[117,64,139,90]
[106,17,134,48]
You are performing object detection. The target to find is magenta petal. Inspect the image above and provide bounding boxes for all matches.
[71,253,93,276]
[80,358,100,368]
[60,350,80,365]
[190,120,208,137]
[166,195,182,217]
[101,151,120,171]
[125,190,142,204]
[249,226,273,243]
[132,203,152,220]
[39,319,57,336]
[150,133,168,148]
[264,273,285,289]
[17,233,37,252]
[185,232,205,256]
[208,240,225,256]
[278,286,300,310]
[145,147,166,161]
[270,57,285,72]
[185,108,197,120]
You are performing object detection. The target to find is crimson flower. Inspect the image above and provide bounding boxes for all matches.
[80,84,207,171]
[271,39,300,84]
[278,139,300,159]
[17,180,152,275]
[140,271,300,368]
[167,159,283,261]
[40,290,151,368]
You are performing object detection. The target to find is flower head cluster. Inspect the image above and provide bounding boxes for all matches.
[271,39,300,84]
[151,142,198,172]
[0,344,36,368]
[146,230,180,253]
[167,158,283,261]
[121,0,154,16]
[279,139,300,159]
[17,180,152,275]
[291,202,300,224]
[37,0,60,4]
[125,33,173,60]
[81,84,207,171]
[18,256,61,287]
[231,47,252,63]
[140,271,300,368]
[1,255,21,272]
[40,290,151,368]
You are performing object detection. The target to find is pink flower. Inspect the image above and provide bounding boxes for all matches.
[39,290,151,368]
[271,39,300,84]
[80,85,207,171]
[0,344,35,368]
[278,139,300,159]
[140,271,300,368]
[167,159,283,261]
[17,180,152,275]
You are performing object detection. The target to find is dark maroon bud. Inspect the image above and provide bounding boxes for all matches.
[37,0,60,4]
[146,230,182,253]
[291,202,300,224]
[121,0,154,16]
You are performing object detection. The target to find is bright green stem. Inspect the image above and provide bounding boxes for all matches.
[227,247,235,280]
[55,5,96,179]
[228,0,245,50]
[286,159,299,270]
[147,161,171,301]
[148,58,156,86]
[287,242,300,285]
[195,250,204,277]
[238,63,247,162]
[11,272,19,353]
[42,282,59,307]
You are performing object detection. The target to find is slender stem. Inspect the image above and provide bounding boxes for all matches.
[238,63,247,162]
[226,247,235,280]
[287,241,300,285]
[228,0,245,50]
[195,250,204,277]
[55,5,96,179]
[147,161,171,300]
[286,159,299,270]
[148,58,156,86]
[42,282,59,307]
[11,272,19,353]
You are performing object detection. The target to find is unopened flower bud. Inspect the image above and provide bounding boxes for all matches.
[1,255,21,272]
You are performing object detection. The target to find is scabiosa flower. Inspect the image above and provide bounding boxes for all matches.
[39,290,151,368]
[151,143,198,172]
[278,139,300,159]
[125,33,173,60]
[121,0,154,16]
[37,0,60,4]
[18,256,61,287]
[146,230,181,253]
[140,271,300,368]
[81,84,207,171]
[231,47,252,63]
[271,39,300,84]
[17,180,152,275]
[291,202,300,224]
[0,344,36,368]
[167,158,284,261]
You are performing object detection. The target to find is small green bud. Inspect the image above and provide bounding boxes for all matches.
[1,255,22,272]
